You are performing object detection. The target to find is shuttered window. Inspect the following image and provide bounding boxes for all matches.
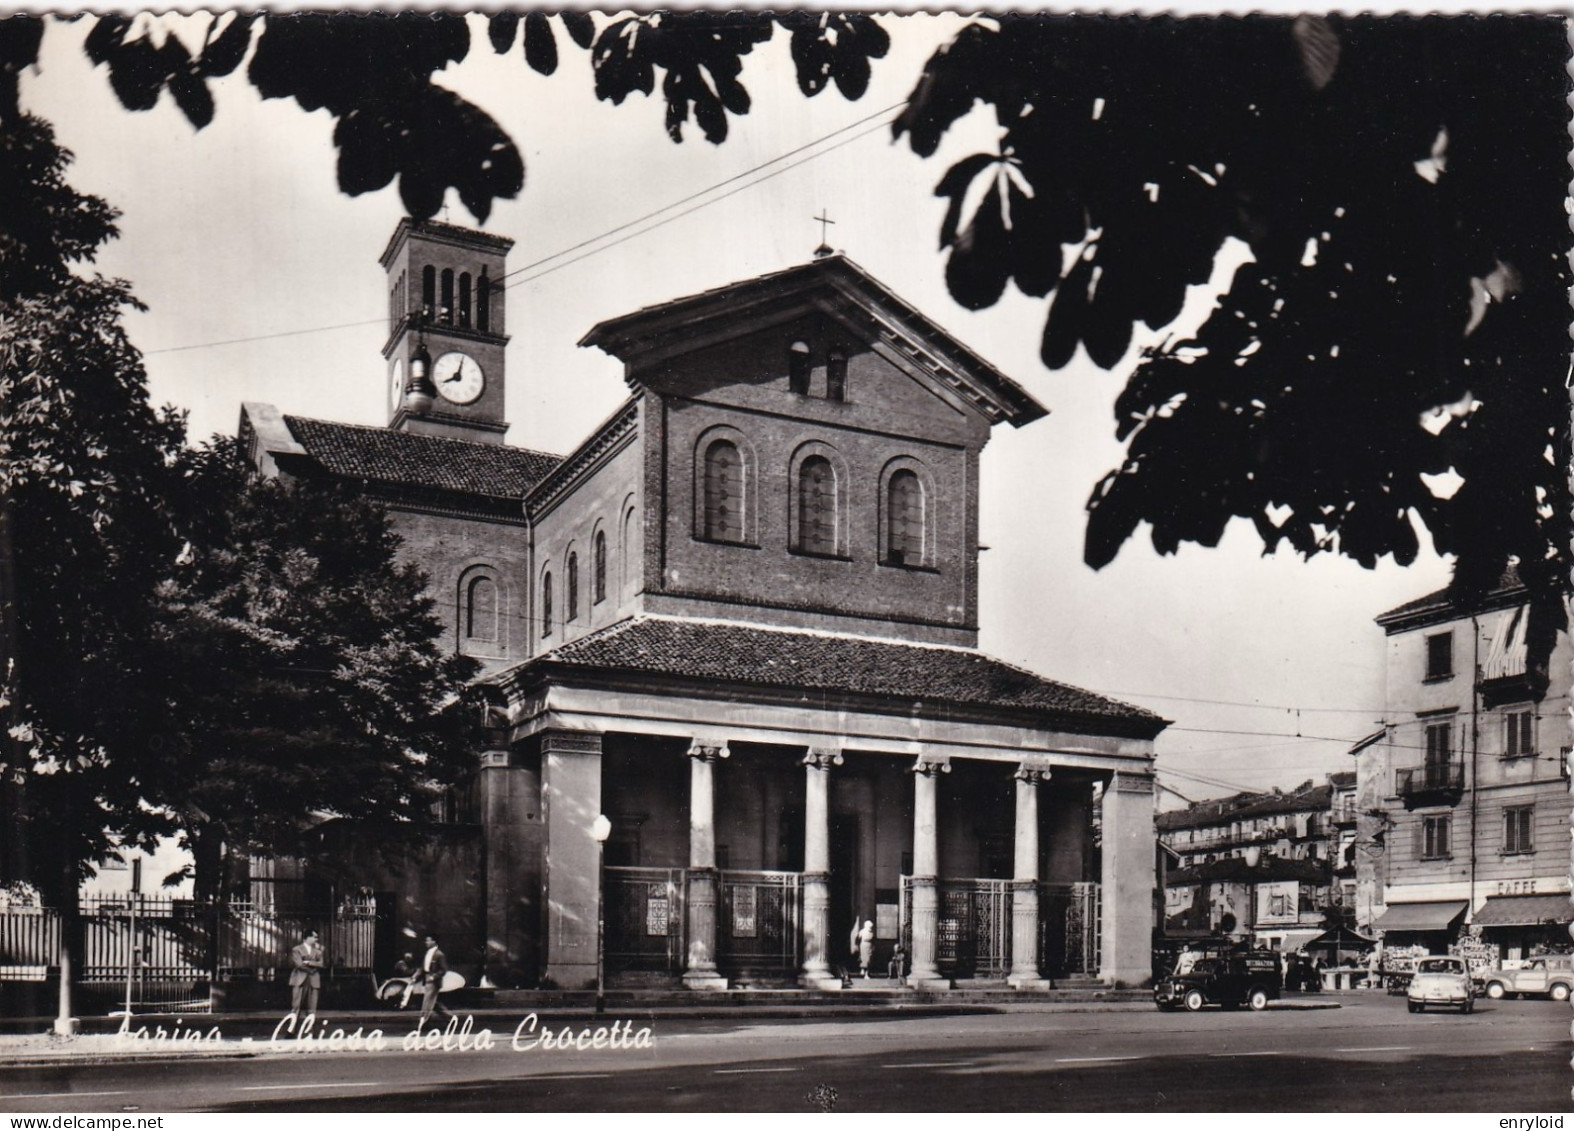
[1504,806,1533,854]
[1503,708,1534,758]
[702,440,744,543]
[593,531,607,604]
[798,456,837,555]
[887,469,923,565]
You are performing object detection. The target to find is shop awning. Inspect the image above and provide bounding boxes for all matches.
[1256,928,1326,953]
[1472,893,1572,928]
[1371,900,1468,932]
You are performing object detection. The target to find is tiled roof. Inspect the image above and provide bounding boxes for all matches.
[284,417,560,500]
[514,616,1165,732]
[1156,780,1330,831]
[1374,566,1525,627]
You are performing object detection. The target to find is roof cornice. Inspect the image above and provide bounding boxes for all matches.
[523,397,641,518]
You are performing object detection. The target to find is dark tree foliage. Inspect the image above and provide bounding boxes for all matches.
[128,441,482,894]
[894,15,1571,654]
[4,12,1564,658]
[0,113,186,896]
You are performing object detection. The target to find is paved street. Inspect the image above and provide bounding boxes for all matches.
[0,995,1565,1113]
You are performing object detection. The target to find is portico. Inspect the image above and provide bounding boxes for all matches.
[482,615,1164,992]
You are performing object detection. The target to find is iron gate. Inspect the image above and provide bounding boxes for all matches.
[1039,881,1101,976]
[900,878,1101,979]
[899,877,1012,978]
[717,871,800,974]
[604,867,685,974]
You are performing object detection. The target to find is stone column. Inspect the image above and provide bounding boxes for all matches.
[540,730,602,990]
[683,742,729,990]
[799,746,842,989]
[1008,764,1051,989]
[1099,770,1157,988]
[479,745,542,988]
[908,756,951,990]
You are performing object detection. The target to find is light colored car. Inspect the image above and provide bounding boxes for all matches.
[1407,955,1474,1014]
[1481,955,1574,1001]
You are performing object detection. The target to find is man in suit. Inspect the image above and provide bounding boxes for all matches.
[289,929,324,1017]
[418,933,452,1030]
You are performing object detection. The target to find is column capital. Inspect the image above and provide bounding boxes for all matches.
[1014,763,1052,785]
[803,746,843,771]
[480,749,512,769]
[910,755,951,777]
[687,742,730,763]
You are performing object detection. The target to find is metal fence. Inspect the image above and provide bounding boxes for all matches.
[605,867,686,974]
[901,878,1101,979]
[717,871,800,973]
[0,896,377,1007]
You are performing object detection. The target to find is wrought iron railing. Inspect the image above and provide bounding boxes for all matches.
[604,866,686,974]
[1397,761,1465,796]
[717,871,800,973]
[0,895,377,1004]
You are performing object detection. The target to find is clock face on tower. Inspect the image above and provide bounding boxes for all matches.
[389,358,404,414]
[433,351,485,405]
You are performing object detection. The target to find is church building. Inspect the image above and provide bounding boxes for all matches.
[239,218,1167,992]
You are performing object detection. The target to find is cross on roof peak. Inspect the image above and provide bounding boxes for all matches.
[813,209,836,258]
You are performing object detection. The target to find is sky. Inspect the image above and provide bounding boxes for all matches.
[20,12,1457,806]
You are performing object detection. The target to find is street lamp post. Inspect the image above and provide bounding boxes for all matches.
[591,814,611,1016]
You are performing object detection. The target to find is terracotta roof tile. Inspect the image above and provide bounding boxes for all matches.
[1374,565,1525,626]
[517,616,1165,732]
[285,417,560,499]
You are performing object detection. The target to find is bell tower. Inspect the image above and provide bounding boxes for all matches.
[380,219,514,444]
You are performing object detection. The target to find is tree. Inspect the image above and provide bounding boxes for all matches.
[126,440,481,898]
[3,11,1567,648]
[893,15,1570,663]
[8,12,1558,660]
[0,110,187,1029]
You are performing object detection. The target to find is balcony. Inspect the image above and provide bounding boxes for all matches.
[1397,761,1465,809]
[1329,802,1359,827]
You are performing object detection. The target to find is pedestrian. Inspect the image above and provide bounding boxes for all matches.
[392,952,417,1010]
[888,941,907,983]
[418,933,453,1029]
[851,919,874,979]
[289,929,324,1018]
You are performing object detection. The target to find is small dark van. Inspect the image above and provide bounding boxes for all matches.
[1154,950,1283,1012]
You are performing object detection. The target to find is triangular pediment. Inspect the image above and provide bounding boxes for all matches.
[580,255,1046,429]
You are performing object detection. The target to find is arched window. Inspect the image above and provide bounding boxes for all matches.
[886,470,923,565]
[788,340,811,395]
[593,531,607,604]
[440,268,454,323]
[621,503,636,598]
[477,269,491,333]
[826,348,847,402]
[541,572,553,638]
[797,455,837,555]
[465,575,498,643]
[421,265,436,320]
[459,272,472,328]
[703,440,744,543]
[566,552,579,621]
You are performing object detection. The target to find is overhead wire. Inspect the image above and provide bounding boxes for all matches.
[143,102,910,358]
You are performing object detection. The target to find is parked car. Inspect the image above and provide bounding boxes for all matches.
[1155,951,1283,1012]
[1480,954,1574,1001]
[1407,955,1474,1013]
